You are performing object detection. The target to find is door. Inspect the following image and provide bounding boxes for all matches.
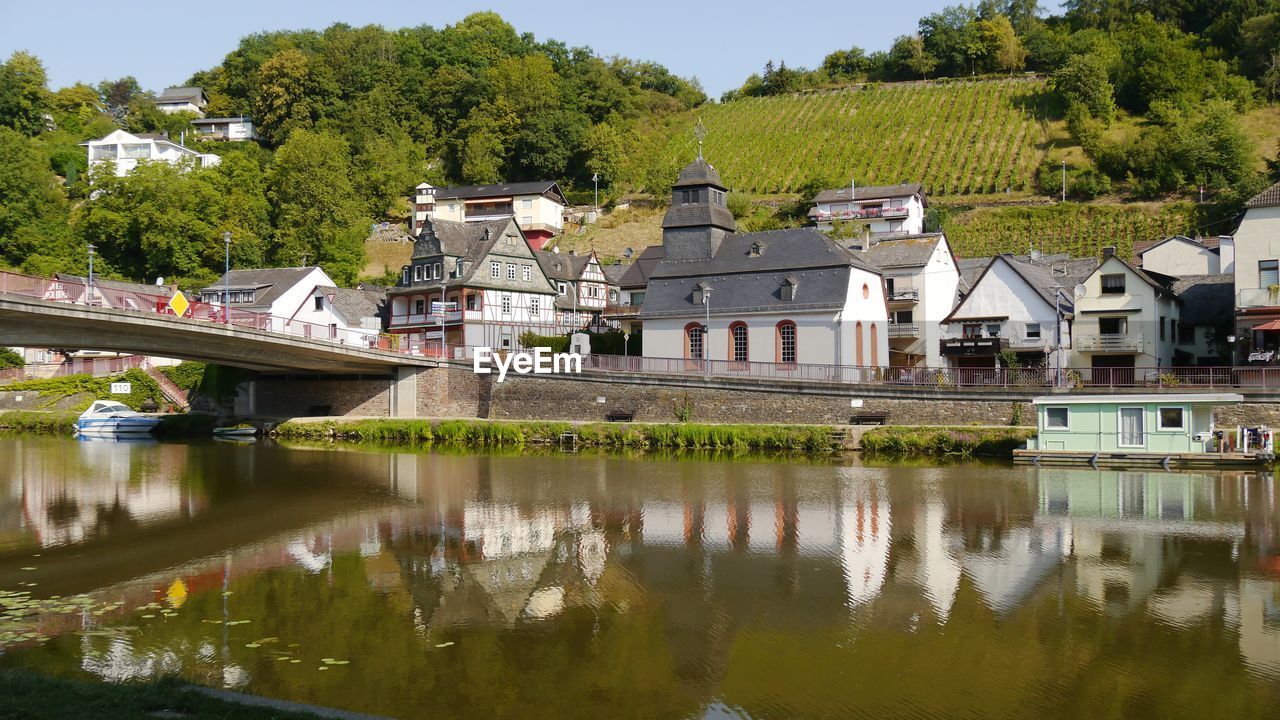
[1119,407,1145,448]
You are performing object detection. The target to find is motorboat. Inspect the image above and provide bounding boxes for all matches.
[212,425,258,438]
[76,400,163,436]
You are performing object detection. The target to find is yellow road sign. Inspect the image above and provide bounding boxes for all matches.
[168,290,190,317]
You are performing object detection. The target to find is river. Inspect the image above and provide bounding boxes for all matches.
[1,435,1278,719]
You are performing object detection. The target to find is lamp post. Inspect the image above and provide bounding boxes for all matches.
[438,279,447,359]
[1061,160,1066,203]
[223,231,232,324]
[86,243,96,307]
[592,173,599,215]
[703,285,712,375]
[624,331,630,359]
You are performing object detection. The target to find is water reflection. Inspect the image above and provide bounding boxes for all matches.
[2,438,1280,719]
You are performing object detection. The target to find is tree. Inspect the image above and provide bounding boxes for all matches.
[0,347,23,369]
[904,35,939,79]
[48,83,103,134]
[0,127,67,267]
[821,47,869,80]
[0,51,50,136]
[1052,53,1116,122]
[920,5,979,77]
[583,122,624,187]
[254,48,316,145]
[266,130,367,284]
[981,15,1027,75]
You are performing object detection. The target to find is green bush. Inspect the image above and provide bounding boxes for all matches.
[0,410,77,433]
[0,348,24,369]
[157,362,207,391]
[2,369,163,411]
[518,331,570,353]
[861,426,1034,457]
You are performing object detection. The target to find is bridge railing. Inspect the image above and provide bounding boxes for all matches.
[0,270,414,357]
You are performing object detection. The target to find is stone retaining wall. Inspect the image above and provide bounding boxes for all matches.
[253,375,391,417]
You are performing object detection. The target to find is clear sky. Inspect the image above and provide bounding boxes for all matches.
[2,0,990,99]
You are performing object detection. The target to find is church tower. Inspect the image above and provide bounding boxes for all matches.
[661,156,736,262]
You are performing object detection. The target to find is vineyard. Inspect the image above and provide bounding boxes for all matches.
[635,77,1049,196]
[941,203,1200,260]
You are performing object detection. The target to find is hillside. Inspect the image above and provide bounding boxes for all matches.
[630,78,1049,196]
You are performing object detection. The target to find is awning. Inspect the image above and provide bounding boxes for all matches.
[1254,319,1280,331]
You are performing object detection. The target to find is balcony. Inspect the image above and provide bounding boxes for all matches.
[1076,333,1143,352]
[389,310,464,327]
[810,205,911,222]
[888,322,919,338]
[940,336,1003,356]
[1238,287,1280,308]
[887,289,919,304]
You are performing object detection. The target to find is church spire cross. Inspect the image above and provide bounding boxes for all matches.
[693,118,707,160]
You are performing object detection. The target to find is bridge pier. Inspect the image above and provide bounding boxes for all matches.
[391,367,419,418]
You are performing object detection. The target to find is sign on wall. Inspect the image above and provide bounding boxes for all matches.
[110,382,132,394]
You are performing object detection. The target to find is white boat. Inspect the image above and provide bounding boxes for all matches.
[76,400,162,436]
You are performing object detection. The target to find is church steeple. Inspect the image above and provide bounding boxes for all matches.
[661,156,736,261]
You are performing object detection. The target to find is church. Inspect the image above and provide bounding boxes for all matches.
[640,156,890,370]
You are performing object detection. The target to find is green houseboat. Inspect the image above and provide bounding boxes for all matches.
[1015,393,1275,468]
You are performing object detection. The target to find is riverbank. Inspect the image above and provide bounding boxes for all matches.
[860,425,1035,457]
[0,410,219,436]
[275,418,843,452]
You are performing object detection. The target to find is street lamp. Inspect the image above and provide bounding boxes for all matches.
[592,172,599,215]
[438,278,447,359]
[702,285,712,374]
[623,331,630,359]
[86,243,96,307]
[1061,160,1066,203]
[223,231,232,324]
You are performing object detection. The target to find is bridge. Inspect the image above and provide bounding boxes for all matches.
[0,271,437,374]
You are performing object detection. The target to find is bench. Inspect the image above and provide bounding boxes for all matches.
[850,412,888,425]
[605,410,635,422]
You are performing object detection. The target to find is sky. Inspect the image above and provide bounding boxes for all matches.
[0,0,998,99]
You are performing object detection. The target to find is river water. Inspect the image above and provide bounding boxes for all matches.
[1,435,1278,719]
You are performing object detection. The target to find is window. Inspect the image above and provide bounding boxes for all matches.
[490,261,501,279]
[777,321,797,363]
[884,277,895,294]
[1262,260,1279,288]
[413,265,423,281]
[314,296,323,311]
[963,323,982,338]
[1026,323,1041,340]
[781,281,794,301]
[1158,407,1185,430]
[465,293,478,311]
[414,299,425,314]
[1179,324,1195,344]
[530,297,540,317]
[680,190,692,205]
[686,324,704,359]
[730,322,748,362]
[507,263,516,280]
[501,294,511,315]
[433,263,442,280]
[522,215,532,225]
[1100,274,1125,294]
[1045,407,1069,430]
[558,282,567,295]
[986,323,1001,337]
[610,289,618,303]
[522,264,531,281]
[893,310,913,324]
[522,198,533,209]
[456,261,466,276]
[1099,316,1127,335]
[402,268,410,285]
[1159,316,1166,341]
[91,144,117,160]
[122,143,150,159]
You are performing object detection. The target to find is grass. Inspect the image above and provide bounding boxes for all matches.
[860,425,1035,458]
[0,410,77,433]
[361,236,413,280]
[275,418,840,453]
[0,668,323,719]
[553,206,665,262]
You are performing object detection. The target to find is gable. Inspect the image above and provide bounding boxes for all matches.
[945,257,1055,323]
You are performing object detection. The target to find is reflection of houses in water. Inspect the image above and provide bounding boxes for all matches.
[841,481,891,606]
[1234,577,1280,678]
[962,525,1069,614]
[913,498,962,621]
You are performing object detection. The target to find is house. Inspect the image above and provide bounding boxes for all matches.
[1024,393,1239,455]
[1232,180,1280,363]
[83,129,220,178]
[44,273,177,310]
[1137,235,1232,276]
[286,286,387,346]
[200,267,335,332]
[153,86,207,116]
[808,183,927,236]
[385,217,559,354]
[1069,250,1181,379]
[533,249,617,330]
[640,156,889,369]
[411,181,567,249]
[1169,274,1233,366]
[939,254,1092,373]
[848,233,960,367]
[190,116,256,141]
[603,246,664,335]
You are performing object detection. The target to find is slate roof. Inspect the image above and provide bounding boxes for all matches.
[1171,274,1233,326]
[615,246,664,289]
[54,274,171,297]
[661,203,736,231]
[410,217,510,271]
[848,233,945,269]
[432,181,566,205]
[672,158,727,190]
[641,228,879,318]
[813,183,925,205]
[533,250,592,282]
[602,264,628,285]
[1246,179,1280,209]
[327,287,386,323]
[156,86,205,103]
[203,267,321,308]
[1134,234,1221,259]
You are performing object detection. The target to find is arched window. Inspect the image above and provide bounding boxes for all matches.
[685,322,705,360]
[870,323,879,366]
[391,296,408,317]
[776,321,797,365]
[729,321,749,366]
[855,321,864,366]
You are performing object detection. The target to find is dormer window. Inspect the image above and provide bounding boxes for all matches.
[781,277,797,301]
[749,242,765,257]
[692,282,711,306]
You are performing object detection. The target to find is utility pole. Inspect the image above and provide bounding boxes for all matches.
[86,243,96,307]
[703,285,712,375]
[1061,160,1066,203]
[439,278,447,359]
[223,231,232,324]
[592,173,599,215]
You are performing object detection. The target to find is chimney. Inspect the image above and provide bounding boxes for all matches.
[1102,246,1116,258]
[568,249,577,256]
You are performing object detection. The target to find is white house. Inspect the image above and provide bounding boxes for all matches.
[1137,235,1231,276]
[1069,251,1181,377]
[940,254,1089,372]
[386,217,560,353]
[641,157,890,370]
[190,116,256,141]
[412,181,566,250]
[1231,180,1280,363]
[153,86,207,116]
[808,183,927,236]
[533,249,616,330]
[286,286,387,346]
[852,233,960,368]
[83,129,220,178]
[200,267,336,333]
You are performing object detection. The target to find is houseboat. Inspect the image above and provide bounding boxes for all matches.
[1014,393,1275,468]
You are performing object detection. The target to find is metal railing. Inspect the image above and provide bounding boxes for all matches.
[1076,333,1144,352]
[887,323,919,338]
[887,289,919,302]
